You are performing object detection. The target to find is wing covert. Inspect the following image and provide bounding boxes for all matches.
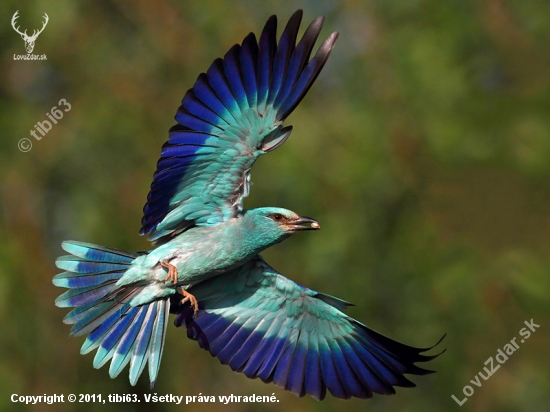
[173,258,444,400]
[141,10,339,242]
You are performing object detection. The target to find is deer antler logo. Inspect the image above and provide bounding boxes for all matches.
[11,11,49,54]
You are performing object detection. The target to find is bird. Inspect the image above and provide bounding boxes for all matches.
[53,9,443,400]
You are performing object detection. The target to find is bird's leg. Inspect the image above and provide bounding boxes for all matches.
[160,261,178,284]
[160,262,198,313]
[178,287,199,314]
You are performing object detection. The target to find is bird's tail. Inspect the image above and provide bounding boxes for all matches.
[53,240,169,387]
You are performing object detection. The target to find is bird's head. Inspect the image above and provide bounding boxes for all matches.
[243,207,320,248]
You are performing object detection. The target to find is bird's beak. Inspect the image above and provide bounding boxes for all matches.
[286,216,321,231]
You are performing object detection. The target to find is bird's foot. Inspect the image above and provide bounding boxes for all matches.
[178,287,199,315]
[160,261,178,284]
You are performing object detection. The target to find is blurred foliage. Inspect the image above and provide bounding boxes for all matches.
[1,0,550,411]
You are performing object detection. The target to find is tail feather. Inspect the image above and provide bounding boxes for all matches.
[55,282,119,308]
[94,306,142,369]
[61,240,137,263]
[80,293,141,354]
[71,288,143,337]
[148,300,170,386]
[54,271,124,288]
[72,293,133,338]
[131,306,157,383]
[56,257,131,274]
[63,287,133,325]
[53,240,170,387]
[109,308,147,378]
[64,299,111,325]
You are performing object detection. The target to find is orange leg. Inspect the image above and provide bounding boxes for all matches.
[179,287,199,314]
[160,261,178,284]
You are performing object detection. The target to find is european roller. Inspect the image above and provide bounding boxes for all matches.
[53,10,443,400]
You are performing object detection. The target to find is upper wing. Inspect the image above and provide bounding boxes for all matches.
[141,10,339,242]
[173,258,444,400]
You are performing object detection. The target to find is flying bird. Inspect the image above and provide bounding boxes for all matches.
[53,10,443,400]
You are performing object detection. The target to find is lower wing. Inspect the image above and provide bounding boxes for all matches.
[172,257,444,400]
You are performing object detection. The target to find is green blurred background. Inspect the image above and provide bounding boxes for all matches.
[1,0,549,411]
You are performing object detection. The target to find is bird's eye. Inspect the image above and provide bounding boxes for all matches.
[271,213,283,221]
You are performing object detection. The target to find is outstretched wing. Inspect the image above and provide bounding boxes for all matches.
[173,258,444,400]
[142,10,339,242]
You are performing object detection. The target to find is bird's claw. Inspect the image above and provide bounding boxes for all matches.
[179,287,199,315]
[160,261,178,284]
[160,262,198,313]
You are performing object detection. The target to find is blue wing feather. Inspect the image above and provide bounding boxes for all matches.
[277,31,339,120]
[174,108,223,133]
[226,318,268,370]
[346,346,381,397]
[154,153,208,172]
[267,10,301,106]
[304,335,325,400]
[332,338,370,398]
[149,160,203,185]
[167,130,219,147]
[274,16,323,109]
[223,45,248,110]
[182,90,229,126]
[285,331,308,395]
[257,330,290,382]
[193,74,235,123]
[209,321,243,357]
[218,320,255,364]
[240,33,258,108]
[207,59,242,118]
[241,316,285,377]
[273,329,299,388]
[340,338,385,395]
[319,336,348,398]
[257,16,277,112]
[161,144,217,158]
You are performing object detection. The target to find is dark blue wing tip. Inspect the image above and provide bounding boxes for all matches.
[414,333,447,374]
[404,333,447,375]
[416,333,447,360]
[288,9,303,21]
[429,332,447,351]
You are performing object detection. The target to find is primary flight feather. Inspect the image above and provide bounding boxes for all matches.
[53,10,443,400]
